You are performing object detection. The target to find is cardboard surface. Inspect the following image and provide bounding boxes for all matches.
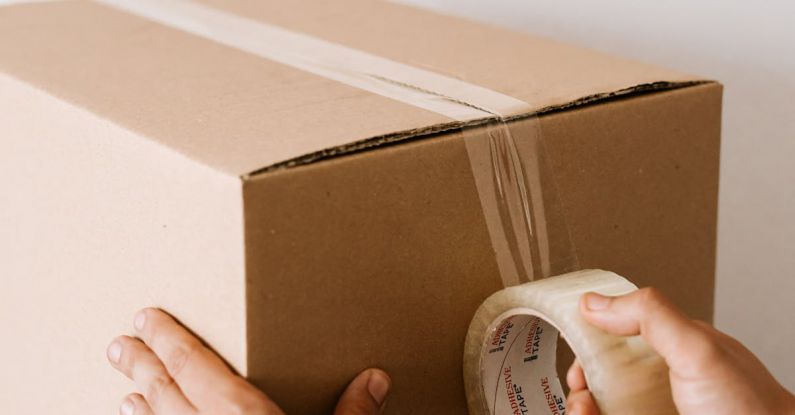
[242,84,721,413]
[0,73,247,413]
[0,0,699,175]
[0,1,721,414]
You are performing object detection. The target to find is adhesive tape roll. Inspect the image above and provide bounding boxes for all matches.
[464,269,676,414]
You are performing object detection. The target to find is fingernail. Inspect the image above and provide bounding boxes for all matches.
[367,370,391,406]
[584,293,611,311]
[134,310,146,331]
[107,341,122,364]
[120,398,135,415]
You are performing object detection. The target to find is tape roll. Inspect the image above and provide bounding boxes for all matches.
[464,269,676,414]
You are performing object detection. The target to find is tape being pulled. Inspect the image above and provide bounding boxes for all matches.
[464,269,676,415]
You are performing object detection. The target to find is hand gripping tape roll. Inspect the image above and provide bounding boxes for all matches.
[464,269,677,415]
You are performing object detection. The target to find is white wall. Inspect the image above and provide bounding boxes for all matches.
[395,0,795,389]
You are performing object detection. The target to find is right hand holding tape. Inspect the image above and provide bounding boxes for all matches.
[464,269,795,415]
[570,279,795,415]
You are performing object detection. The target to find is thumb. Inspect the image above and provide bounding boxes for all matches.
[333,369,391,415]
[579,287,711,373]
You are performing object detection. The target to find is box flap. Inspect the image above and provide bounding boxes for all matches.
[0,0,704,176]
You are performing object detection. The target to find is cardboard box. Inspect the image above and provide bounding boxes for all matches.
[0,0,721,413]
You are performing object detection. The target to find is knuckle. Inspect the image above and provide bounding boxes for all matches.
[145,374,175,409]
[639,287,666,306]
[164,339,200,378]
[222,398,268,415]
[637,287,669,314]
[220,382,272,415]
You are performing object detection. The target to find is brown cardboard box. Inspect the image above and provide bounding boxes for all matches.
[0,0,721,413]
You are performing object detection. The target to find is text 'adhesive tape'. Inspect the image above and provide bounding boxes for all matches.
[464,269,677,415]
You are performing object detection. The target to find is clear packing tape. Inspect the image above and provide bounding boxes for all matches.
[462,117,579,286]
[54,1,675,412]
[460,118,676,414]
[463,270,678,415]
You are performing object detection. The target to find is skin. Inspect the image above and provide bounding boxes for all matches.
[106,308,390,415]
[107,287,794,415]
[566,287,795,415]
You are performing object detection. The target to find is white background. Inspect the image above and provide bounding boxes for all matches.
[395,0,795,389]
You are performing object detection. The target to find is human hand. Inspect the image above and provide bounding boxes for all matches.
[565,287,795,415]
[106,308,391,415]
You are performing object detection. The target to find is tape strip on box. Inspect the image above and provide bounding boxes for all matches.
[96,0,528,121]
[462,118,580,286]
[97,0,580,286]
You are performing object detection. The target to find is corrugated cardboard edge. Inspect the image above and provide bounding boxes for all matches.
[245,80,712,177]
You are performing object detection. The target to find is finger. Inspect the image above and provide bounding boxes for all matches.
[120,393,153,415]
[566,389,600,415]
[334,369,391,415]
[566,359,587,392]
[579,287,712,373]
[133,308,240,408]
[107,335,196,414]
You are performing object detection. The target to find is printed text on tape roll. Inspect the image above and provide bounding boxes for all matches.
[463,269,677,415]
